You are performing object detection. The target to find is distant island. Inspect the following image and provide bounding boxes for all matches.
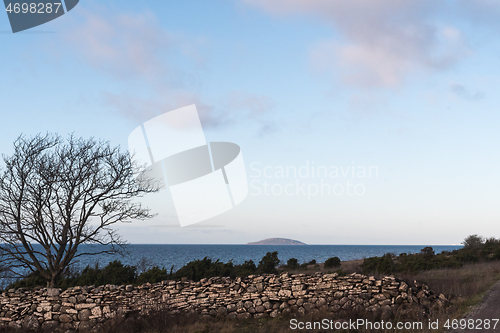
[246,238,306,245]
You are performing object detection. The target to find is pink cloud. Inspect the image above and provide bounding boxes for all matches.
[242,0,471,87]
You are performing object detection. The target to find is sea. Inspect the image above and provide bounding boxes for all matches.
[65,244,462,272]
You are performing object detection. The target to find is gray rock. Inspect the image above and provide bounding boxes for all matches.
[78,309,91,321]
[22,315,39,330]
[59,314,73,323]
[41,320,60,330]
[237,312,252,320]
[217,306,227,316]
[47,288,61,297]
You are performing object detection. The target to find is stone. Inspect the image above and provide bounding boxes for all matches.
[270,309,279,318]
[255,305,265,313]
[297,307,306,316]
[21,315,39,330]
[379,299,392,306]
[60,322,75,330]
[47,288,61,297]
[41,320,60,330]
[316,298,326,307]
[79,320,94,330]
[217,306,227,316]
[91,306,102,317]
[237,312,252,320]
[8,321,22,330]
[227,312,237,320]
[59,314,73,323]
[303,303,314,311]
[78,309,92,321]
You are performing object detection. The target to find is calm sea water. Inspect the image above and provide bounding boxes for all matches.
[68,244,462,272]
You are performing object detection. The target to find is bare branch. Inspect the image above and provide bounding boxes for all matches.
[0,133,159,287]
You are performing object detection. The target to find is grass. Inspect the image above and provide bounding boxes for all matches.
[408,261,500,318]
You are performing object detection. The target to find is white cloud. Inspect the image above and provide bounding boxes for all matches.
[102,89,277,132]
[242,0,471,87]
[62,9,276,132]
[66,9,174,83]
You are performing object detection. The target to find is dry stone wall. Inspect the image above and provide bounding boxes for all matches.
[0,272,449,331]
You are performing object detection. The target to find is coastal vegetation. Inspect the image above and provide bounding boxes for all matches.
[360,234,500,275]
[7,234,500,291]
[1,235,500,332]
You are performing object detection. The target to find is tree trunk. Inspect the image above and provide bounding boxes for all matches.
[48,275,58,288]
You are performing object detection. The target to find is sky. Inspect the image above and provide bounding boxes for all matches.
[1,0,500,245]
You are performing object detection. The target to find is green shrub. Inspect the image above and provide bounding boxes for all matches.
[233,260,257,277]
[307,259,317,265]
[420,247,435,259]
[324,257,341,268]
[361,253,395,274]
[8,270,46,289]
[298,262,309,270]
[63,260,136,287]
[137,266,169,284]
[257,251,280,274]
[286,258,299,270]
[173,257,234,281]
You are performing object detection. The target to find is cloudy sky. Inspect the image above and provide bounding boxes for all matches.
[1,0,500,245]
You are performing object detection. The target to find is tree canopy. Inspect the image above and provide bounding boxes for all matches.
[0,133,158,287]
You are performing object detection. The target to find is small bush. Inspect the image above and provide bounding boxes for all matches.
[298,262,309,270]
[361,253,395,275]
[137,266,169,284]
[286,258,299,270]
[257,251,280,274]
[324,257,341,268]
[8,270,46,289]
[173,257,234,281]
[63,260,137,287]
[233,260,257,277]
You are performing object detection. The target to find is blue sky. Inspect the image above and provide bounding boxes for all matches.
[1,0,500,244]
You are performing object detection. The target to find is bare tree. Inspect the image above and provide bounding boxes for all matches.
[0,133,158,287]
